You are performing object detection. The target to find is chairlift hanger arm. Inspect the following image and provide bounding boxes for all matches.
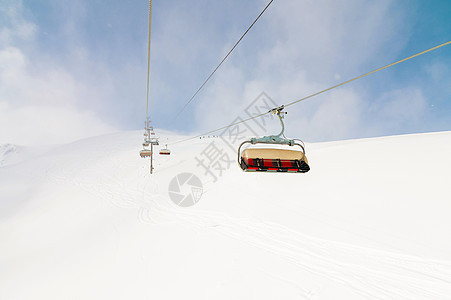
[268,105,286,115]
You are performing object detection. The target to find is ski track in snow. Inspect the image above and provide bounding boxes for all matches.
[49,160,451,300]
[40,134,451,300]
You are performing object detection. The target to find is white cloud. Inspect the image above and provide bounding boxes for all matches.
[193,0,420,142]
[367,87,427,135]
[304,88,363,141]
[0,2,36,46]
[0,102,114,145]
[0,1,115,146]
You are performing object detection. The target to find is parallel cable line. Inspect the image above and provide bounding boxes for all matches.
[173,111,268,145]
[145,0,153,126]
[172,40,451,145]
[171,0,274,123]
[284,40,451,108]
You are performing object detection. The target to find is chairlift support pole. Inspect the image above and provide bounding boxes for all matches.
[144,0,156,175]
[150,142,154,174]
[141,119,158,174]
[150,138,159,174]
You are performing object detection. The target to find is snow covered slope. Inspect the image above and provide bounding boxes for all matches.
[1,131,451,299]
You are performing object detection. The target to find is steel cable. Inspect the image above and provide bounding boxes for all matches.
[172,40,451,145]
[171,0,275,124]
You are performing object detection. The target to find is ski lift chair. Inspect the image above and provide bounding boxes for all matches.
[238,106,310,173]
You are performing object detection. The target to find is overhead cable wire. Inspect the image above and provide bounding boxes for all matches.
[173,111,269,145]
[172,39,451,145]
[171,0,274,123]
[145,0,153,127]
[284,40,451,108]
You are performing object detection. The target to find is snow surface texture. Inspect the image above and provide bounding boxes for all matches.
[0,144,23,167]
[1,131,451,299]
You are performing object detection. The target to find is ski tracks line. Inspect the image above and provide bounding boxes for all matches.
[139,191,451,300]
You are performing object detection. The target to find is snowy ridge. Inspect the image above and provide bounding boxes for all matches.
[0,143,52,168]
[1,130,451,299]
[0,144,20,167]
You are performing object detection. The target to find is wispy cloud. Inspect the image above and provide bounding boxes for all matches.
[0,1,115,145]
[192,0,434,142]
[1,0,449,145]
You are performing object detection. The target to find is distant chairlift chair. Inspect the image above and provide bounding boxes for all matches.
[159,144,171,155]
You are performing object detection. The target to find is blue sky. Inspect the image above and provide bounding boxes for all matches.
[0,0,450,145]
